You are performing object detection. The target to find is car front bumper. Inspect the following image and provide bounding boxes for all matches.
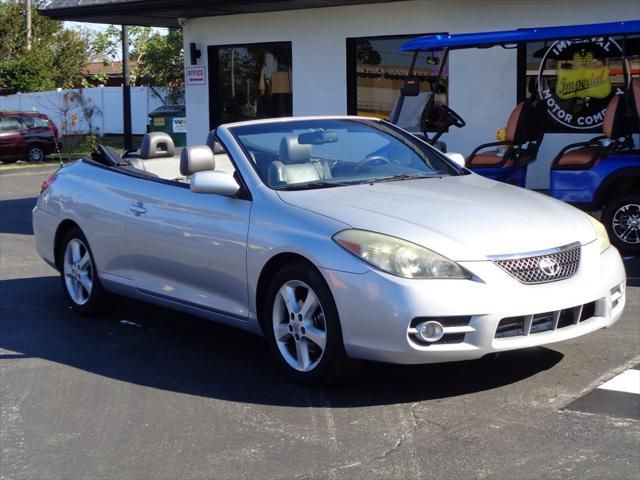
[322,241,626,364]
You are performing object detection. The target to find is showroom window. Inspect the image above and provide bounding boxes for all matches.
[517,37,637,133]
[346,35,448,123]
[209,42,292,127]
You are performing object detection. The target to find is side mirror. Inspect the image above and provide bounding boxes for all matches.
[190,170,240,196]
[445,152,466,168]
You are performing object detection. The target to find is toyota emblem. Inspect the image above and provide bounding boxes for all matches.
[538,257,560,276]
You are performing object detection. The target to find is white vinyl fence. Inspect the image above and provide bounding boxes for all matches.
[0,86,168,136]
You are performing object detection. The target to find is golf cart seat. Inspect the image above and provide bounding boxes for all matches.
[551,93,627,170]
[466,100,544,168]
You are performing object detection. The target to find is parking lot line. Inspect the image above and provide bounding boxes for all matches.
[598,369,640,395]
[564,367,640,420]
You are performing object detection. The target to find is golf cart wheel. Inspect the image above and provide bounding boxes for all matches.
[602,193,640,254]
[264,261,361,385]
[27,146,45,162]
[59,227,113,316]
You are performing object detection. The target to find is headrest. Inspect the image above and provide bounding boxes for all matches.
[206,131,227,154]
[180,145,215,176]
[279,136,312,164]
[602,94,626,139]
[140,132,175,159]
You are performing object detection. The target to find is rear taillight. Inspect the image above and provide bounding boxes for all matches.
[40,174,57,194]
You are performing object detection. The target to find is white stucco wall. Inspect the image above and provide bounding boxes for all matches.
[182,0,640,188]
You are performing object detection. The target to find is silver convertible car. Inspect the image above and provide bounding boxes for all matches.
[33,116,626,384]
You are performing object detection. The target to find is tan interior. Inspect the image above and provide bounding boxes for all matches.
[555,91,625,168]
[467,152,514,168]
[505,103,524,142]
[466,102,525,167]
[555,146,604,167]
[128,133,236,182]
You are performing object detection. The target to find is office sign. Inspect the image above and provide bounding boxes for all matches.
[186,66,207,85]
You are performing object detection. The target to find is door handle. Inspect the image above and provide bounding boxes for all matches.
[128,203,147,215]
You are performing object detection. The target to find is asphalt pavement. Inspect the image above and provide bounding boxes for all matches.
[1,165,639,480]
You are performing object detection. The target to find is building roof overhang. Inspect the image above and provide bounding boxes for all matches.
[41,0,396,27]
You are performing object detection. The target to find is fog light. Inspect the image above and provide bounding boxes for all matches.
[416,321,445,343]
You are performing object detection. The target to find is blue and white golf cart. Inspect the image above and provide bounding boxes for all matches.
[394,21,640,254]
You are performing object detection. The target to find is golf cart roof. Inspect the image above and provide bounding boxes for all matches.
[400,20,640,52]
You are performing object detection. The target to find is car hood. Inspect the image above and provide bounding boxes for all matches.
[277,174,596,261]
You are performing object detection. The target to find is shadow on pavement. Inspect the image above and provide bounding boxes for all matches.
[0,197,37,235]
[1,275,564,408]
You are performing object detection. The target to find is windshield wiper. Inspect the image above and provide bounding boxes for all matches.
[275,180,352,191]
[364,173,440,184]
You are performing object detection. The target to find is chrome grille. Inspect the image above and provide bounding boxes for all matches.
[491,243,580,284]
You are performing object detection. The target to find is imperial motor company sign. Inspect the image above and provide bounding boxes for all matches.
[537,37,625,130]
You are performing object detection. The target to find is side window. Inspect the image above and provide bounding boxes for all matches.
[32,117,51,129]
[0,117,23,132]
[213,142,237,176]
[20,116,36,129]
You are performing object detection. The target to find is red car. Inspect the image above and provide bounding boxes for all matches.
[0,112,61,163]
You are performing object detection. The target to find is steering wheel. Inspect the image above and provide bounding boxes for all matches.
[436,104,466,128]
[354,155,392,171]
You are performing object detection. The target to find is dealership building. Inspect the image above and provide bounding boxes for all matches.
[43,0,639,188]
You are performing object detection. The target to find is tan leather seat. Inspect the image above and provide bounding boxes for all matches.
[466,102,529,168]
[553,94,625,170]
[468,152,514,168]
[555,147,604,167]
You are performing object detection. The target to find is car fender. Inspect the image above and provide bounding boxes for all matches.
[246,185,370,318]
[593,166,640,207]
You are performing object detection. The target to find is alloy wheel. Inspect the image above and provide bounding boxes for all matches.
[612,203,640,245]
[272,279,327,372]
[63,238,94,305]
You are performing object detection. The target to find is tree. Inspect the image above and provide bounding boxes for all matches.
[0,0,91,95]
[93,26,184,103]
[139,29,184,103]
[92,25,153,85]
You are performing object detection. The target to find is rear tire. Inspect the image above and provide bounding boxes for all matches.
[264,261,361,385]
[58,227,113,316]
[602,193,640,255]
[27,146,45,163]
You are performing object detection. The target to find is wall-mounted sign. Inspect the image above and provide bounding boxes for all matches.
[537,37,625,130]
[186,66,207,85]
[172,117,187,133]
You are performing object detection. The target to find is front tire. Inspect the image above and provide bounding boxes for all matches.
[264,261,360,385]
[59,227,112,316]
[602,193,640,254]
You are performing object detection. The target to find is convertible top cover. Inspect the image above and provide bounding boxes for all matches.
[401,20,640,52]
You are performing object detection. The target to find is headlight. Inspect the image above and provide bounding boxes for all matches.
[586,214,610,253]
[333,229,470,279]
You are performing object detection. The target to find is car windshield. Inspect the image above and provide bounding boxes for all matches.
[228,118,463,190]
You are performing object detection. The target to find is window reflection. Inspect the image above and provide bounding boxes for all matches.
[213,43,292,125]
[348,36,448,122]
